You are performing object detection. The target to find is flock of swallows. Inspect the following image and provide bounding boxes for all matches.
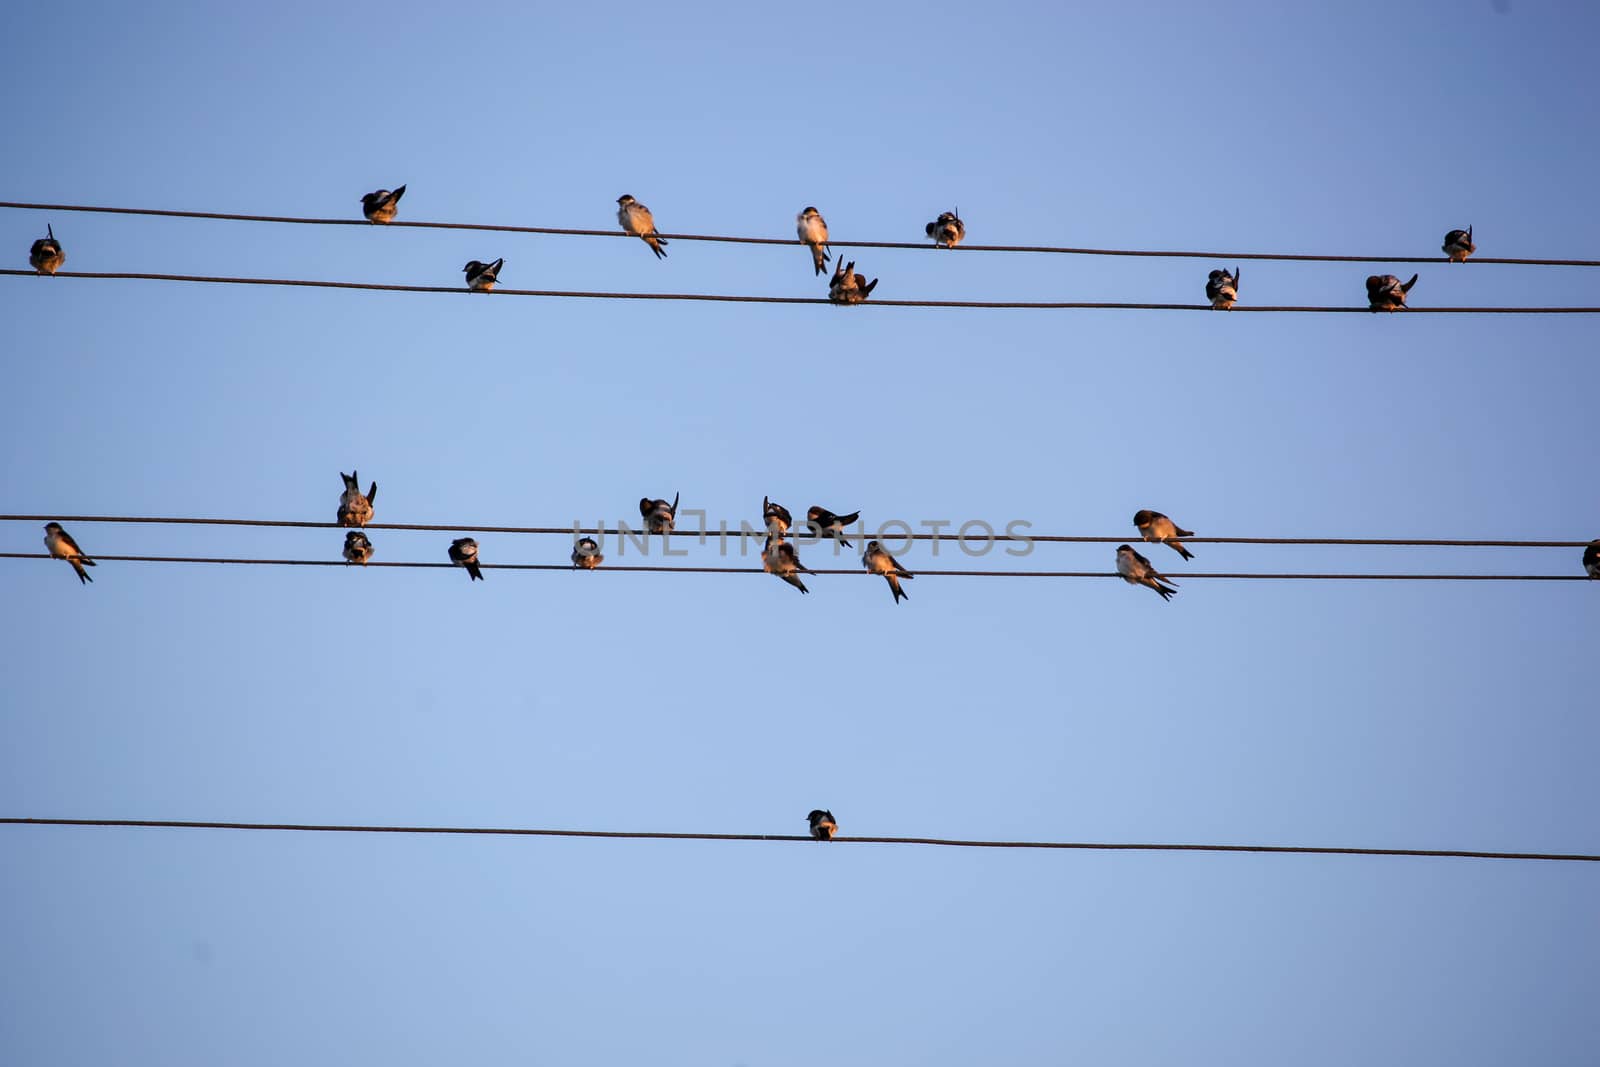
[23,190,1480,309]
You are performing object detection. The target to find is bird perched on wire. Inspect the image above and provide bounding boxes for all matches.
[336,471,377,527]
[29,224,65,274]
[1133,510,1195,561]
[448,537,484,581]
[763,496,792,537]
[360,185,406,224]
[1366,273,1418,311]
[640,493,679,535]
[1442,226,1475,263]
[806,505,860,549]
[572,536,603,569]
[463,258,504,292]
[796,206,831,275]
[1205,267,1240,310]
[1584,540,1599,579]
[862,540,913,603]
[925,209,965,248]
[1116,544,1177,601]
[807,809,838,840]
[828,259,879,304]
[616,194,668,259]
[342,531,374,565]
[763,536,811,594]
[42,522,95,584]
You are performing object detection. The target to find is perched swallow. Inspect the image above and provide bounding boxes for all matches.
[463,258,504,292]
[925,210,965,248]
[616,194,668,259]
[1133,509,1195,561]
[862,540,913,603]
[1116,544,1177,601]
[572,536,603,570]
[1443,226,1475,263]
[42,522,95,584]
[640,492,679,534]
[806,506,860,549]
[342,530,374,565]
[29,224,65,274]
[336,471,377,527]
[796,206,831,275]
[807,809,838,840]
[1205,267,1240,310]
[828,259,879,304]
[763,496,792,537]
[448,537,484,581]
[1584,540,1599,579]
[1366,273,1418,311]
[763,536,811,594]
[360,185,406,224]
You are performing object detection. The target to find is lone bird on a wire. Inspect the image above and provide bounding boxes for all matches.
[448,537,484,581]
[1205,267,1239,310]
[828,259,878,304]
[616,194,668,259]
[796,206,831,275]
[342,531,374,565]
[863,540,913,603]
[925,209,965,248]
[1116,544,1177,601]
[43,522,95,584]
[336,471,377,527]
[29,224,65,274]
[572,536,603,569]
[463,258,504,292]
[640,493,679,535]
[1442,226,1475,263]
[360,185,406,224]
[1366,273,1418,311]
[807,809,838,840]
[1133,510,1195,561]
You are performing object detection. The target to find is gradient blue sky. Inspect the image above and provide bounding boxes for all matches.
[3,3,1597,1065]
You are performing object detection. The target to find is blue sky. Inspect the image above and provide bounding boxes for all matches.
[3,3,1597,1065]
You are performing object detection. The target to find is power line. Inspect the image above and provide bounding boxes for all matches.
[3,817,1593,863]
[1,552,1585,581]
[5,270,1597,313]
[1,514,1589,548]
[4,200,1597,267]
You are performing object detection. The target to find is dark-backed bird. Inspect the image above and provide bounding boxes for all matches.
[616,194,668,258]
[807,809,838,840]
[797,206,831,275]
[763,496,792,537]
[807,506,860,548]
[1584,540,1599,579]
[1366,273,1418,311]
[828,259,879,304]
[1442,226,1475,263]
[43,522,95,584]
[29,224,65,274]
[463,258,504,292]
[925,210,965,248]
[1205,267,1239,310]
[360,185,406,223]
[1116,544,1177,601]
[640,492,679,534]
[1133,510,1195,561]
[448,537,484,581]
[342,530,374,565]
[572,536,603,570]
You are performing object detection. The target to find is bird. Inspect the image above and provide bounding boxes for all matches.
[806,506,860,548]
[1116,544,1177,601]
[1133,510,1195,561]
[640,492,679,535]
[448,537,484,581]
[336,471,377,527]
[463,258,504,292]
[763,536,810,594]
[42,522,95,584]
[572,536,603,570]
[1366,273,1418,311]
[1443,226,1476,263]
[828,259,879,304]
[796,206,831,275]
[925,210,965,248]
[763,496,792,537]
[616,194,668,259]
[342,531,374,565]
[862,540,913,603]
[807,809,838,840]
[360,185,406,224]
[1205,267,1240,310]
[29,224,65,274]
[1584,540,1599,579]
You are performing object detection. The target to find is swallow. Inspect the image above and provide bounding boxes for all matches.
[29,224,65,274]
[1584,540,1599,579]
[828,259,879,304]
[1442,226,1475,263]
[572,536,603,569]
[463,258,504,292]
[925,210,965,248]
[360,185,406,224]
[1116,544,1177,601]
[616,194,668,258]
[807,809,838,840]
[342,530,374,565]
[763,496,792,537]
[640,492,679,535]
[42,522,95,584]
[448,537,484,581]
[806,506,860,548]
[763,536,811,594]
[1133,510,1195,561]
[862,540,912,603]
[1205,267,1240,310]
[1366,273,1418,311]
[796,206,831,275]
[336,471,377,527]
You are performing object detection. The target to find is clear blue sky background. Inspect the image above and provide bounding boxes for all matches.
[3,3,1597,1064]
